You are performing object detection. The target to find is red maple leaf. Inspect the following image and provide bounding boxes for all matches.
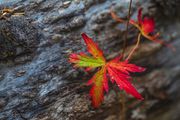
[69,33,145,107]
[111,7,175,51]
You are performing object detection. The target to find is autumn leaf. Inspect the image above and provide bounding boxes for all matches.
[69,33,145,107]
[110,7,175,51]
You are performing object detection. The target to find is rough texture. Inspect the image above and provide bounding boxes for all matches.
[0,0,180,120]
[0,17,39,62]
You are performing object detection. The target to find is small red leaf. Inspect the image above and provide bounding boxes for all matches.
[141,17,155,34]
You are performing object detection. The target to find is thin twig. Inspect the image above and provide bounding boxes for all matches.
[122,0,133,59]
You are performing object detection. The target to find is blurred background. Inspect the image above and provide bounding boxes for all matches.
[0,0,180,120]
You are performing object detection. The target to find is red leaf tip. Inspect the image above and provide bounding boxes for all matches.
[81,33,88,39]
[142,17,155,34]
[69,53,79,63]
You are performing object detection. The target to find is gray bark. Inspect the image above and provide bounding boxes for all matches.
[0,0,180,120]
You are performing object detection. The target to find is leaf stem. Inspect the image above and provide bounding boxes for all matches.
[126,33,141,60]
